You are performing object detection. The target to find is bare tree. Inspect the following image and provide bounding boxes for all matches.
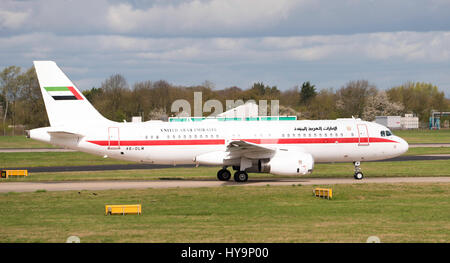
[0,66,21,135]
[336,80,377,118]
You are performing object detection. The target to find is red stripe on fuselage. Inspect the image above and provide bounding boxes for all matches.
[88,139,226,146]
[231,138,396,144]
[87,137,397,146]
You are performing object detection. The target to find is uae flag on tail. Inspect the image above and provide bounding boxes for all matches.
[44,86,83,100]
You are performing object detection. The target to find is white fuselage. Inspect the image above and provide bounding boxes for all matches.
[30,118,409,166]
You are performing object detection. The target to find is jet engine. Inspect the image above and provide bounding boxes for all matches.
[259,150,314,176]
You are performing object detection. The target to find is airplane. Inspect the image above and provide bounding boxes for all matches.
[28,61,409,182]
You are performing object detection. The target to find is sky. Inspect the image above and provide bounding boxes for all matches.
[1,0,450,96]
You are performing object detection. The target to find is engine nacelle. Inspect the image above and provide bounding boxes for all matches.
[259,151,314,176]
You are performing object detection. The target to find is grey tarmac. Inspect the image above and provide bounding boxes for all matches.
[0,177,449,193]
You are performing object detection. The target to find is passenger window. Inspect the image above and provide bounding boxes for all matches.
[381,131,385,137]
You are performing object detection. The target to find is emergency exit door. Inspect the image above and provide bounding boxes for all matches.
[108,127,120,149]
[357,124,369,146]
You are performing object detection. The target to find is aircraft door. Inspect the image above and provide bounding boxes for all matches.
[108,127,120,150]
[357,124,369,146]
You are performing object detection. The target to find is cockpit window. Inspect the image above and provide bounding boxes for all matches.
[380,131,385,137]
[385,130,392,136]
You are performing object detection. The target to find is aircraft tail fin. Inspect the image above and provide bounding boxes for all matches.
[33,61,112,127]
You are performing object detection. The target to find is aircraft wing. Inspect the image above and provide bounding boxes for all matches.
[226,140,276,160]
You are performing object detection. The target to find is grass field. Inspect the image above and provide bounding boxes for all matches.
[0,136,56,149]
[0,183,448,242]
[394,129,450,143]
[0,152,134,168]
[1,159,449,182]
[405,147,450,155]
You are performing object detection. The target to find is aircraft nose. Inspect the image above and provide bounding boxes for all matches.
[398,137,409,154]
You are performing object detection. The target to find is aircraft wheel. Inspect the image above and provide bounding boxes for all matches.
[217,169,231,181]
[354,172,364,180]
[234,171,248,182]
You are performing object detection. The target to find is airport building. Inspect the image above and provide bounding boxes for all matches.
[375,114,419,129]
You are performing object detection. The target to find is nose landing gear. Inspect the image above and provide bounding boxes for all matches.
[353,161,364,180]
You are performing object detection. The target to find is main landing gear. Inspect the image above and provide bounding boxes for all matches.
[216,167,248,182]
[353,161,364,180]
[217,168,231,181]
[234,171,248,182]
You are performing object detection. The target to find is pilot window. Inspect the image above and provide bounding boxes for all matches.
[385,130,392,136]
[381,131,385,137]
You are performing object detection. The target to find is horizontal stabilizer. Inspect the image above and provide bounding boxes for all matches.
[47,130,84,138]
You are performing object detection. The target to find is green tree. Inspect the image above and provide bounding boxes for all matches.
[82,87,103,102]
[387,82,447,121]
[308,89,338,119]
[299,81,317,105]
